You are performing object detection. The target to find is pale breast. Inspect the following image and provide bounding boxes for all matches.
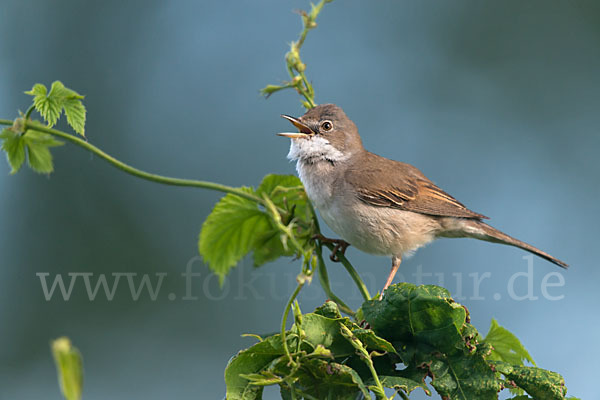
[297,160,441,257]
[296,160,336,210]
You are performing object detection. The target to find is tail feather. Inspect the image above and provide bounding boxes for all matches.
[464,220,568,269]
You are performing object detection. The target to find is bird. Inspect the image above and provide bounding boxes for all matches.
[277,104,568,297]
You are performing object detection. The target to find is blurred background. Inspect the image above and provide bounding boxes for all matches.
[1,1,598,399]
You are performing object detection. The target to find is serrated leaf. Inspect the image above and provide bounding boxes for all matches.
[24,83,47,97]
[200,175,311,280]
[0,129,26,174]
[427,349,501,400]
[225,335,286,400]
[362,283,467,354]
[252,229,295,266]
[296,313,354,357]
[252,174,311,267]
[23,130,64,174]
[361,283,571,400]
[28,83,63,127]
[51,337,83,400]
[493,361,567,400]
[484,318,535,367]
[63,98,86,136]
[25,81,86,134]
[198,188,271,285]
[362,283,499,398]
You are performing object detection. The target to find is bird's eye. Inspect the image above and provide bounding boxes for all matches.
[321,121,333,131]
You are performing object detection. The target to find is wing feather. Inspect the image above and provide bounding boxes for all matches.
[347,152,488,220]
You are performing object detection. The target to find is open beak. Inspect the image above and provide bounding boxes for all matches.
[277,114,315,139]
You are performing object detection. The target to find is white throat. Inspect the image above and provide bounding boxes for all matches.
[287,136,348,164]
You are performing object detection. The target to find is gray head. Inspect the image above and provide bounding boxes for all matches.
[278,104,364,163]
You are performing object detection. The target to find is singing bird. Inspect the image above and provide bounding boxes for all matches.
[278,104,567,296]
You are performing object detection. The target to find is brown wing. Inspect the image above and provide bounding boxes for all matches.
[345,152,488,220]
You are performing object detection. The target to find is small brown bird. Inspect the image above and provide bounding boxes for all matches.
[278,104,568,296]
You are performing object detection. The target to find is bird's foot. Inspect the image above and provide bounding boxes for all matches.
[312,234,350,262]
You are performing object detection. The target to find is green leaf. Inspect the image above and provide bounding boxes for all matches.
[378,375,430,397]
[24,83,47,97]
[225,335,286,400]
[256,174,308,220]
[260,84,288,98]
[493,361,567,400]
[292,358,371,399]
[361,283,467,354]
[296,313,354,357]
[26,82,62,127]
[51,337,83,400]
[238,371,283,386]
[0,129,26,174]
[25,81,86,135]
[314,300,343,319]
[63,98,86,136]
[252,174,311,267]
[252,229,294,266]
[199,174,311,281]
[225,303,399,399]
[426,349,501,400]
[351,329,397,356]
[484,318,535,366]
[0,129,63,175]
[199,187,271,285]
[23,130,64,174]
[361,283,571,400]
[361,283,498,398]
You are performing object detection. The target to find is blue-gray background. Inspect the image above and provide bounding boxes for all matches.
[1,1,597,399]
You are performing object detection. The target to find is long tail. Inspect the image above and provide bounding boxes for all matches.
[463,220,568,269]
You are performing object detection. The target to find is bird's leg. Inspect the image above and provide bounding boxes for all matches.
[380,255,402,300]
[312,234,350,262]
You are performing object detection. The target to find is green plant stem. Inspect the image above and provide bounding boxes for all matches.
[340,324,388,400]
[315,246,354,316]
[0,119,13,126]
[24,105,35,122]
[15,121,266,205]
[323,242,371,301]
[281,282,304,366]
[297,0,329,48]
[397,390,410,400]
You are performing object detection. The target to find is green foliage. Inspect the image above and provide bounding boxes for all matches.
[198,174,313,284]
[0,128,26,174]
[225,301,414,400]
[51,337,84,400]
[492,362,566,400]
[0,128,63,174]
[483,318,537,397]
[225,284,574,399]
[484,318,535,366]
[360,283,572,400]
[0,81,86,175]
[25,81,87,136]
